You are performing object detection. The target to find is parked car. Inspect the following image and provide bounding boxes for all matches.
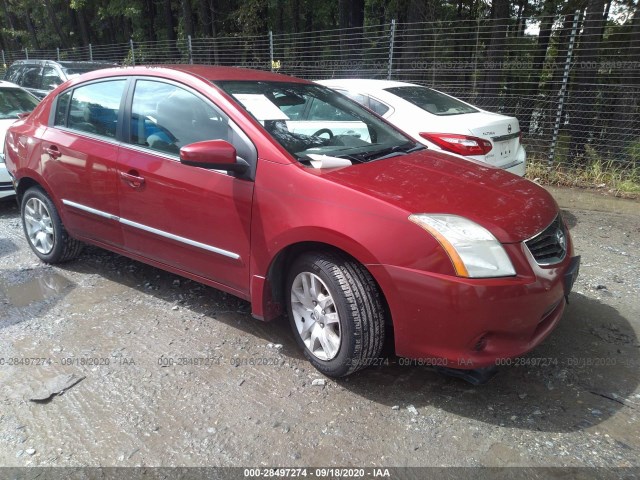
[0,80,40,200]
[4,60,117,99]
[4,66,579,380]
[316,79,527,176]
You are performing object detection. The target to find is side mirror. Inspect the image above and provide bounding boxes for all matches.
[179,140,248,174]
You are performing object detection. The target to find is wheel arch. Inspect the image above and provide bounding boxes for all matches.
[258,240,395,354]
[15,174,52,206]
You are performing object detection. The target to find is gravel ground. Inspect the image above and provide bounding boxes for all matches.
[0,186,638,469]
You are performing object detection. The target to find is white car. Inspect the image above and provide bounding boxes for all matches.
[0,80,40,199]
[316,79,526,176]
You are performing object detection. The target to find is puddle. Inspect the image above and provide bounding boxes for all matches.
[546,186,640,215]
[0,273,73,307]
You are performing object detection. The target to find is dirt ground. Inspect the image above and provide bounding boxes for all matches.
[0,186,639,469]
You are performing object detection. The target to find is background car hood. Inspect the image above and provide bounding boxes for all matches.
[0,119,14,155]
[321,149,557,243]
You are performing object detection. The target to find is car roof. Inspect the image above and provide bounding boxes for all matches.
[66,64,313,85]
[316,78,419,91]
[0,80,23,89]
[8,59,115,67]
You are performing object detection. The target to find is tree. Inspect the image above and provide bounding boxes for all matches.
[568,0,607,159]
[480,0,511,104]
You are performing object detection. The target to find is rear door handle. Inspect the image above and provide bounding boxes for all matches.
[45,145,62,159]
[119,171,146,188]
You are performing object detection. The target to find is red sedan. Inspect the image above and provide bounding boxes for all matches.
[3,65,579,380]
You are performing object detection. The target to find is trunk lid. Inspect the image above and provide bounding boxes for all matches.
[431,111,522,168]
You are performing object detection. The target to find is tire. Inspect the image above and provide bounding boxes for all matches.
[21,187,83,263]
[286,251,386,377]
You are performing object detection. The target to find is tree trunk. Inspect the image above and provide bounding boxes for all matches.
[614,0,640,156]
[25,9,40,49]
[164,0,177,42]
[142,0,157,41]
[75,6,91,46]
[44,0,69,48]
[481,0,510,107]
[568,0,606,159]
[338,0,349,57]
[182,0,194,38]
[520,0,556,133]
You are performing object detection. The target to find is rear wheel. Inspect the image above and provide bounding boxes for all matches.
[286,251,386,377]
[21,187,82,263]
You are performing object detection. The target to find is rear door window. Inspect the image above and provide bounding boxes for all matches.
[42,67,64,91]
[21,66,42,89]
[65,80,126,137]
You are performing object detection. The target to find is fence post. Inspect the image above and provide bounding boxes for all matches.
[89,44,93,61]
[549,10,580,164]
[472,18,480,96]
[25,48,28,60]
[387,19,396,80]
[269,30,274,72]
[431,27,437,87]
[130,39,135,66]
[188,35,193,64]
[1,50,5,68]
[56,47,60,61]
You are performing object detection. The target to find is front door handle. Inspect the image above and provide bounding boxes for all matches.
[45,145,62,159]
[120,171,146,188]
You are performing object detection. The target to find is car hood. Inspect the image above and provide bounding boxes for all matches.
[320,150,557,243]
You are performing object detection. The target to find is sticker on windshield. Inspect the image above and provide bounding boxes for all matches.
[232,94,290,121]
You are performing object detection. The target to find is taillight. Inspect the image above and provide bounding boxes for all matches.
[419,133,493,156]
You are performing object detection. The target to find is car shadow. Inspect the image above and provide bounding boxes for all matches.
[336,292,639,433]
[561,208,578,229]
[56,246,638,434]
[0,198,19,217]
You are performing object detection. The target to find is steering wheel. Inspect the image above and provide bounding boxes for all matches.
[312,128,334,139]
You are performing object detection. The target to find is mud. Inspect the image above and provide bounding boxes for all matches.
[0,187,639,468]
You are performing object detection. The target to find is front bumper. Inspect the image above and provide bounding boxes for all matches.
[369,246,579,370]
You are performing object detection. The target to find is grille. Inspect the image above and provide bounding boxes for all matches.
[525,215,567,265]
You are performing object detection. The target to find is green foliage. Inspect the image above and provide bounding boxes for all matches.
[527,155,640,197]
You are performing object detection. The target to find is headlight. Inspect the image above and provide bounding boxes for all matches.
[408,214,516,278]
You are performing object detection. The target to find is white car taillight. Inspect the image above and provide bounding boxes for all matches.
[419,132,493,156]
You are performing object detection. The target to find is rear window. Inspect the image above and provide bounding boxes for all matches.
[385,86,478,116]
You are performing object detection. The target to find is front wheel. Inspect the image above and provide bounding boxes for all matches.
[286,251,386,377]
[21,187,83,263]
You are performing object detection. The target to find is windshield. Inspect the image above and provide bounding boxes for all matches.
[215,81,422,164]
[386,86,478,116]
[0,87,39,119]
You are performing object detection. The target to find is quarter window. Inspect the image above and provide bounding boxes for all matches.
[54,91,72,126]
[66,80,125,137]
[368,97,390,116]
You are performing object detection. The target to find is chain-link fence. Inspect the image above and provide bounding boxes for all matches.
[2,15,639,166]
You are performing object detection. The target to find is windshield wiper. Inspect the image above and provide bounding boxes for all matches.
[360,142,426,161]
